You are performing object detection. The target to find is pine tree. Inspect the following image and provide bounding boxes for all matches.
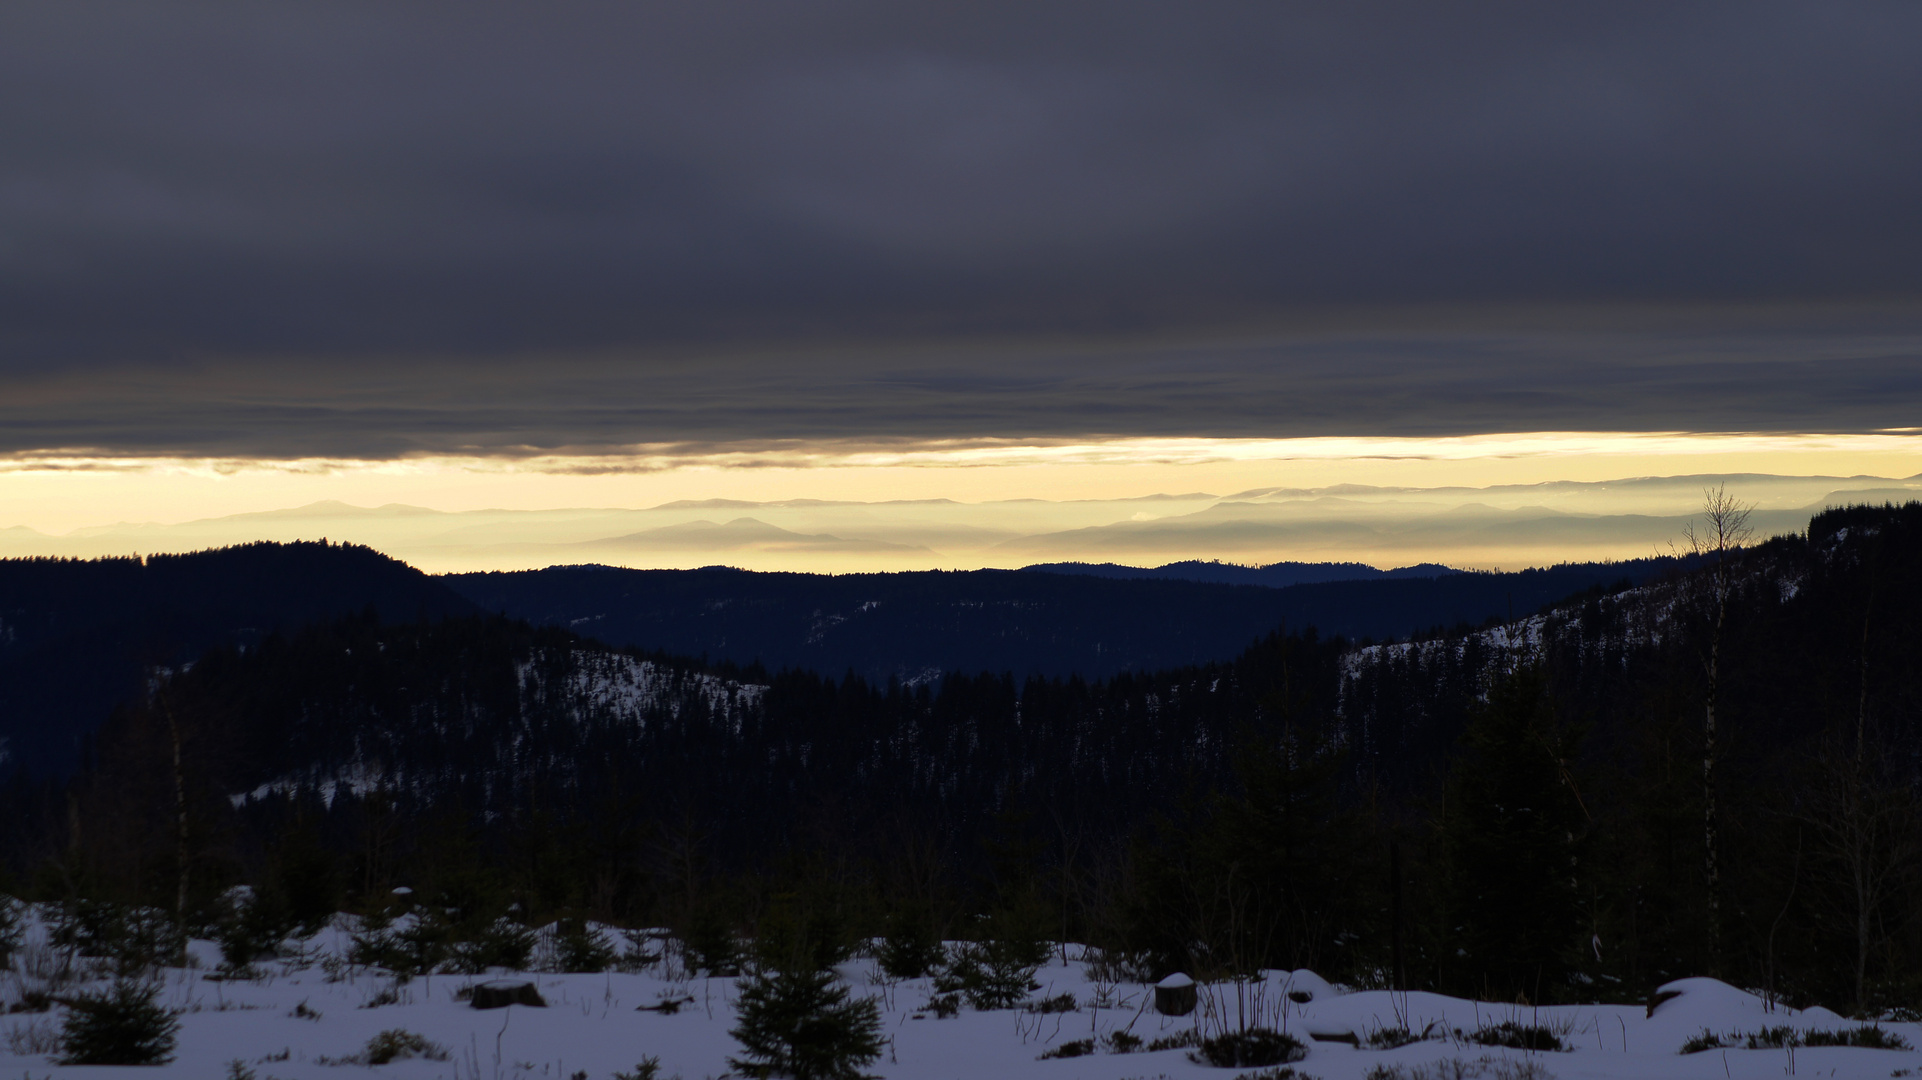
[1442,664,1589,1000]
[728,966,883,1080]
[877,902,942,979]
[59,978,180,1065]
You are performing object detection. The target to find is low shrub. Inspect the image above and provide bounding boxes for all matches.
[1365,1059,1554,1080]
[1366,1025,1432,1049]
[1082,946,1156,986]
[1800,1026,1910,1050]
[1234,1069,1320,1080]
[1028,992,1078,1014]
[1679,1029,1728,1054]
[1743,1025,1796,1049]
[1038,1038,1096,1060]
[1467,1022,1567,1052]
[0,896,23,968]
[360,983,402,1008]
[58,978,180,1065]
[4,1016,62,1056]
[362,1029,449,1065]
[1686,1024,1911,1054]
[1146,1029,1200,1052]
[1191,1028,1307,1069]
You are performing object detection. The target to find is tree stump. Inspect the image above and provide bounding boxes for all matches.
[470,980,547,1009]
[1154,973,1196,1016]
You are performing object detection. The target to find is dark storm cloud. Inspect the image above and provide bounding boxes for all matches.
[3,2,1921,455]
[5,311,1920,457]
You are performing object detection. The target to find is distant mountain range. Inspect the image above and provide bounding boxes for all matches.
[1023,559,1460,588]
[1,541,1702,780]
[443,556,1696,687]
[5,472,1916,575]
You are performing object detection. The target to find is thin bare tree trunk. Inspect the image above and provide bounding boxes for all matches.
[1703,586,1724,974]
[1684,484,1751,979]
[159,693,191,963]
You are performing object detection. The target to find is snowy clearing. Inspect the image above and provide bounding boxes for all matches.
[3,910,1917,1080]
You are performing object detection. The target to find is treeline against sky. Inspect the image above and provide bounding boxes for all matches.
[2,504,1919,1014]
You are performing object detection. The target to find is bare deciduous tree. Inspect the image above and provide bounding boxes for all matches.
[1800,735,1919,1014]
[1678,484,1752,975]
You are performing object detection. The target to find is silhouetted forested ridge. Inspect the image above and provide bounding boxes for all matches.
[1021,558,1461,587]
[6,503,1920,1017]
[0,541,477,778]
[441,555,1693,685]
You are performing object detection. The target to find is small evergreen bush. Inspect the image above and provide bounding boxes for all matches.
[877,905,943,979]
[682,906,740,977]
[729,966,883,1080]
[58,978,180,1065]
[612,1057,663,1080]
[752,898,852,976]
[549,917,616,973]
[50,900,181,976]
[447,916,537,973]
[349,913,450,981]
[218,888,293,970]
[932,938,1041,1009]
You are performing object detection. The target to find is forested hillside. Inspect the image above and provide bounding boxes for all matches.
[0,541,476,778]
[5,503,1918,1014]
[442,555,1690,683]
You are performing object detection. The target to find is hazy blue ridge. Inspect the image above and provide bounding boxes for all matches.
[442,557,1689,687]
[1019,559,1462,588]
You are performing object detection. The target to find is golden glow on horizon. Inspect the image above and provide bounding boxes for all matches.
[3,431,1922,535]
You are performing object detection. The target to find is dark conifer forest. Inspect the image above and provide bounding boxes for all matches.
[3,502,1919,1015]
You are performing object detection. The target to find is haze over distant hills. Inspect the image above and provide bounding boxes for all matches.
[1027,559,1460,588]
[0,472,1916,574]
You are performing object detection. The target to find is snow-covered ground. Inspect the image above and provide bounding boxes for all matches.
[4,911,1917,1080]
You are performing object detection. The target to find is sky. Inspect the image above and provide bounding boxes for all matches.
[4,3,1921,571]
